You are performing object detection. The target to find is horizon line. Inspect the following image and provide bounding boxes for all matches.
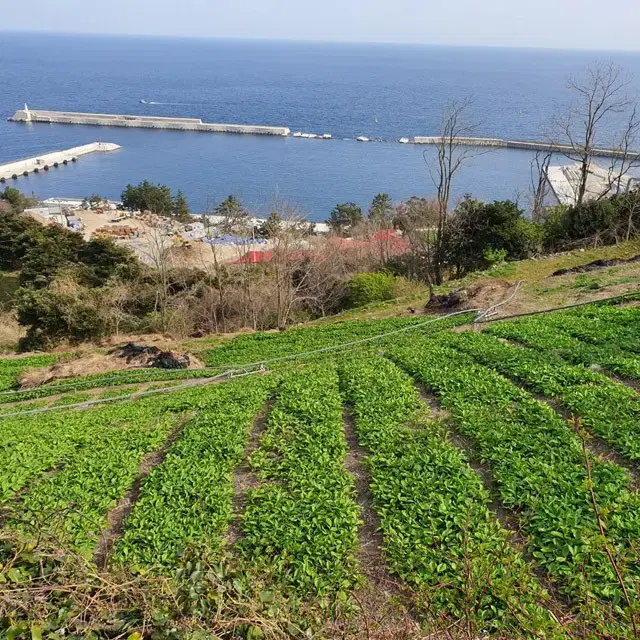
[2,28,640,55]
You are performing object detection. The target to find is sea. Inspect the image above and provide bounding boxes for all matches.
[2,31,640,221]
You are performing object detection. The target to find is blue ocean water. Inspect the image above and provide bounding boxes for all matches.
[2,32,640,219]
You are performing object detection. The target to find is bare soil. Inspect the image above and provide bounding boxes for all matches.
[18,346,205,389]
[227,401,273,546]
[338,408,427,639]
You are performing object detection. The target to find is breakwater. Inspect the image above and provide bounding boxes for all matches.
[0,142,120,182]
[9,108,290,137]
[413,136,639,159]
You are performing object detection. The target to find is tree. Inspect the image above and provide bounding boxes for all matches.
[15,276,107,351]
[259,210,282,238]
[551,62,639,207]
[215,196,251,236]
[423,98,483,286]
[0,187,37,214]
[0,210,44,270]
[19,225,86,288]
[327,202,363,234]
[391,198,440,282]
[368,193,394,226]
[141,222,175,332]
[529,151,553,223]
[121,180,174,216]
[172,190,191,223]
[446,198,541,277]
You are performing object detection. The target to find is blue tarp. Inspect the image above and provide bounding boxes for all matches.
[205,235,267,245]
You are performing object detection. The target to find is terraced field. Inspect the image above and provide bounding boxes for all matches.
[1,299,640,639]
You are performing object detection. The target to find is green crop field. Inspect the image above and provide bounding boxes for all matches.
[1,299,640,639]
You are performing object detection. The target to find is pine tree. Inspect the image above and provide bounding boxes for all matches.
[368,193,394,226]
[327,202,363,234]
[172,190,191,223]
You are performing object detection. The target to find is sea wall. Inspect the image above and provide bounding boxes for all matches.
[413,136,639,159]
[0,142,120,182]
[10,109,291,137]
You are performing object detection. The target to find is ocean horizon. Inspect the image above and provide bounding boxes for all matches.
[2,31,640,219]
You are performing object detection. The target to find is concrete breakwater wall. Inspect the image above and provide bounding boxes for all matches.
[10,109,291,137]
[0,142,120,182]
[413,136,640,159]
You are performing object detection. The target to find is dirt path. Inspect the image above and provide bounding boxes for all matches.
[337,408,426,640]
[227,401,273,547]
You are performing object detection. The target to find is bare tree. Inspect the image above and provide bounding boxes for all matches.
[552,62,638,206]
[140,221,175,332]
[428,98,484,215]
[102,283,131,336]
[199,217,228,333]
[425,98,483,285]
[530,150,553,222]
[268,204,312,328]
[599,104,640,200]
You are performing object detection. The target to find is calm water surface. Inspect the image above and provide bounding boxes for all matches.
[2,32,640,219]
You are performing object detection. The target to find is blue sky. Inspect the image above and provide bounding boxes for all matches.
[3,0,640,51]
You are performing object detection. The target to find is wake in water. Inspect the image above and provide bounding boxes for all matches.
[139,99,199,106]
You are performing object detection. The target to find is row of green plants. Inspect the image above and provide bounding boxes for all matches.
[112,377,273,570]
[338,354,565,638]
[437,330,640,461]
[0,399,171,504]
[239,365,361,597]
[203,314,472,368]
[0,353,60,392]
[543,309,640,355]
[485,316,640,382]
[387,337,640,637]
[11,406,178,556]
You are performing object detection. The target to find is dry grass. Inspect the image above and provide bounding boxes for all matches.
[0,311,25,353]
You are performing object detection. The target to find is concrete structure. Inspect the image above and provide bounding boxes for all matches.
[10,107,290,137]
[413,136,640,160]
[42,197,122,210]
[0,142,120,182]
[545,163,638,206]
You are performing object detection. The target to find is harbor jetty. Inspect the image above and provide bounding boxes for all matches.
[9,107,290,137]
[413,136,640,159]
[0,142,120,183]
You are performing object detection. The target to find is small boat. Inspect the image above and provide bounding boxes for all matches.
[300,132,317,138]
[293,131,302,137]
[356,136,370,142]
[322,134,332,139]
[399,137,410,144]
[139,99,149,104]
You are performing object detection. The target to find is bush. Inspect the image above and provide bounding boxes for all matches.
[16,282,107,351]
[542,191,640,250]
[346,272,412,307]
[445,198,541,277]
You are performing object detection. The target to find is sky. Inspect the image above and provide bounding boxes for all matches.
[3,0,640,51]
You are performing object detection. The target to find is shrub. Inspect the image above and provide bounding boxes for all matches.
[16,282,107,351]
[445,198,541,277]
[542,190,640,250]
[346,272,406,307]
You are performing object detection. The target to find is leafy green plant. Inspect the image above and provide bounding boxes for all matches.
[240,365,360,597]
[388,337,640,635]
[113,377,274,569]
[339,354,565,638]
[440,330,640,460]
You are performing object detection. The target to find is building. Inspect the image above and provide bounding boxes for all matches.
[546,163,638,207]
